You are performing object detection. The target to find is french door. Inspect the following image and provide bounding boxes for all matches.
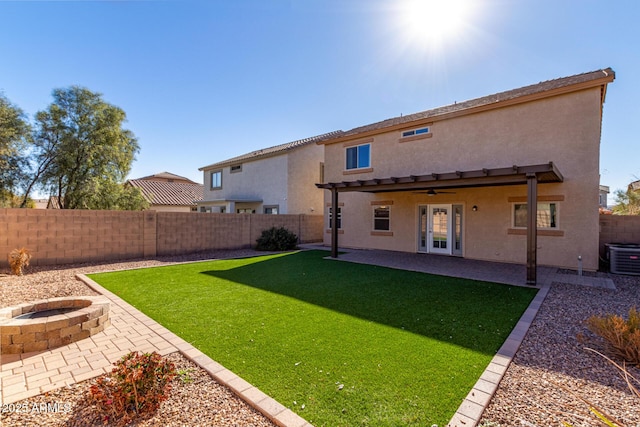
[418,204,463,255]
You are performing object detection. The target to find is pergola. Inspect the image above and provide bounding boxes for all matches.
[316,162,564,285]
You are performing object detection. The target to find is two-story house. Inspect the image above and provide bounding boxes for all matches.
[198,131,341,215]
[316,68,615,284]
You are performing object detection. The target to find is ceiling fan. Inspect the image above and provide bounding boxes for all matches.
[412,189,456,196]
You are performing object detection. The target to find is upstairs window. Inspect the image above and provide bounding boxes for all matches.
[264,205,279,215]
[513,203,558,229]
[401,126,431,138]
[346,143,371,170]
[210,171,222,189]
[230,164,242,173]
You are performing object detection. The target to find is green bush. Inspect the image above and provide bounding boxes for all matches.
[255,226,298,251]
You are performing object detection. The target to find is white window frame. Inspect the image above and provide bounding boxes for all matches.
[512,202,558,229]
[264,205,279,215]
[328,206,342,229]
[401,126,431,138]
[373,205,390,231]
[345,143,371,170]
[210,170,222,189]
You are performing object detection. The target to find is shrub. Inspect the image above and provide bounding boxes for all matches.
[255,226,298,251]
[586,307,640,366]
[8,247,31,276]
[89,351,176,426]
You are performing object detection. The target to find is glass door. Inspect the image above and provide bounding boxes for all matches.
[418,206,428,252]
[418,204,457,255]
[429,205,451,254]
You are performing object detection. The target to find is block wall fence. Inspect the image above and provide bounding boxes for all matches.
[0,209,324,268]
[599,214,640,259]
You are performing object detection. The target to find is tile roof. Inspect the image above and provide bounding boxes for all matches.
[128,179,204,206]
[136,172,199,184]
[323,68,615,142]
[199,130,343,171]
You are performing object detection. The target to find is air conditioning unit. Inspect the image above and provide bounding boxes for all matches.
[609,244,640,275]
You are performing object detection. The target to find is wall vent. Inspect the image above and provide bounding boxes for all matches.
[609,244,640,275]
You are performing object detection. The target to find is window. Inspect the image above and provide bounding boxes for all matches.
[346,144,371,170]
[210,171,222,189]
[264,205,279,214]
[328,206,342,229]
[401,126,431,138]
[230,164,242,173]
[513,203,558,228]
[373,205,390,231]
[237,208,255,214]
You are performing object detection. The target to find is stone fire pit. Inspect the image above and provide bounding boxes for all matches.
[0,296,110,355]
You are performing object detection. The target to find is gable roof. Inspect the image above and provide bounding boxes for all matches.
[318,68,615,145]
[199,130,343,171]
[128,177,203,206]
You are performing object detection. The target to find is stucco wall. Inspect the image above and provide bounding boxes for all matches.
[0,209,323,268]
[322,87,604,270]
[286,142,325,215]
[202,155,288,212]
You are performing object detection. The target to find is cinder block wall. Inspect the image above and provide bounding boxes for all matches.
[599,214,640,258]
[0,209,323,267]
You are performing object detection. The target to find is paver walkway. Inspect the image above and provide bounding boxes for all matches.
[1,246,615,427]
[301,244,615,289]
[0,273,311,427]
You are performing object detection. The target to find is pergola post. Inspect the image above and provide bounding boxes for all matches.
[331,187,339,258]
[526,173,538,285]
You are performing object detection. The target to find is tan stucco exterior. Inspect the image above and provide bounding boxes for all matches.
[321,85,609,271]
[199,142,324,215]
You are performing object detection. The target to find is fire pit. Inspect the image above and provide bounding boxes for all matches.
[0,296,110,355]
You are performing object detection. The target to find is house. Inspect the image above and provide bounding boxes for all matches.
[599,185,610,209]
[198,131,341,214]
[316,68,615,283]
[127,172,203,212]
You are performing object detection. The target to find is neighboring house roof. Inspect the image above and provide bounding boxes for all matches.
[128,176,204,206]
[318,68,615,144]
[630,180,640,192]
[199,130,343,171]
[135,171,199,184]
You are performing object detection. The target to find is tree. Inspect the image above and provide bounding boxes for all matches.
[83,180,149,211]
[612,187,640,215]
[22,86,140,209]
[0,94,31,207]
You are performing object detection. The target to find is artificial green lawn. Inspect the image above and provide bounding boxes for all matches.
[89,250,537,426]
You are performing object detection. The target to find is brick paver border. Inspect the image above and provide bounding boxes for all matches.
[446,284,551,427]
[77,274,312,427]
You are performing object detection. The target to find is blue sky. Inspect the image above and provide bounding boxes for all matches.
[1,0,638,202]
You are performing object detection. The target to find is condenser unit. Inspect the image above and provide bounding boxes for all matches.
[609,244,640,275]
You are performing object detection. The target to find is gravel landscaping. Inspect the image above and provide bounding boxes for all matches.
[480,272,640,427]
[1,250,639,427]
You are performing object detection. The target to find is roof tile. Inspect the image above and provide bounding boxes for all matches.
[128,179,204,206]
